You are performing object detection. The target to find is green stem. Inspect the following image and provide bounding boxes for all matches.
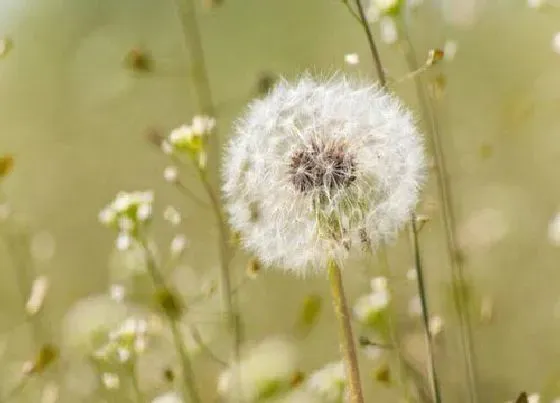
[409,215,443,403]
[328,259,364,403]
[129,360,143,403]
[141,239,202,403]
[398,21,479,403]
[348,2,443,401]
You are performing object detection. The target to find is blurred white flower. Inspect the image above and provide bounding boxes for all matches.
[62,294,128,356]
[25,275,49,316]
[528,0,546,8]
[429,315,444,336]
[163,166,179,183]
[380,17,398,44]
[170,234,188,256]
[163,205,182,226]
[344,53,359,65]
[528,394,540,403]
[109,284,125,302]
[217,337,298,401]
[369,0,402,15]
[223,75,425,275]
[191,115,216,135]
[101,372,120,389]
[305,361,346,402]
[152,392,183,403]
[443,40,458,61]
[353,289,390,323]
[408,295,422,317]
[406,267,417,281]
[116,232,132,251]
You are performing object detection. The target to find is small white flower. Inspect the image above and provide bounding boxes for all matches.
[117,347,131,362]
[101,373,120,389]
[429,315,444,336]
[163,206,182,226]
[306,361,346,402]
[406,267,417,281]
[136,203,152,222]
[25,276,49,316]
[116,233,132,251]
[443,40,458,61]
[170,234,188,256]
[370,276,388,293]
[344,53,360,65]
[113,192,132,212]
[163,166,179,183]
[98,207,116,225]
[380,16,398,44]
[528,393,540,403]
[223,75,425,275]
[110,284,125,302]
[354,290,390,322]
[169,125,194,147]
[161,140,173,155]
[363,344,384,361]
[191,115,216,135]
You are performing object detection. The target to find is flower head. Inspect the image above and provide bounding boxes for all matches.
[222,75,425,274]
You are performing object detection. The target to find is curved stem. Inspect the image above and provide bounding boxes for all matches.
[328,259,364,403]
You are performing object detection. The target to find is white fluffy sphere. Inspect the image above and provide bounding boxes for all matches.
[222,75,425,274]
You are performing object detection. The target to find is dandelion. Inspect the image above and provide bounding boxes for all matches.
[223,75,425,275]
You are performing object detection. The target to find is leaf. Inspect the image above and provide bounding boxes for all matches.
[293,294,322,339]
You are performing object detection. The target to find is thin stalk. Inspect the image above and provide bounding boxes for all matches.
[409,215,442,403]
[171,0,243,380]
[350,1,443,401]
[195,165,242,366]
[376,248,412,402]
[328,259,364,403]
[141,239,202,403]
[398,21,479,403]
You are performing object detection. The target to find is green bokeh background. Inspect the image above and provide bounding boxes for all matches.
[1,0,560,401]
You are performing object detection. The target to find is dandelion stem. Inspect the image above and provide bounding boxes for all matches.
[327,259,364,403]
[349,1,443,401]
[398,22,480,403]
[141,239,202,403]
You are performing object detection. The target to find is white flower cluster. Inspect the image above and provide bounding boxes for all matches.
[353,277,390,324]
[223,75,425,275]
[98,191,154,250]
[162,116,216,168]
[217,337,298,401]
[93,317,149,363]
[305,361,347,402]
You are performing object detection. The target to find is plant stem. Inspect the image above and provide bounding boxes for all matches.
[398,21,479,403]
[409,215,443,403]
[129,360,143,403]
[141,239,202,403]
[171,0,243,377]
[327,259,364,403]
[349,1,443,401]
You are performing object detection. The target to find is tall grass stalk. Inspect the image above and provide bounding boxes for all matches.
[348,1,443,402]
[397,20,480,403]
[171,0,242,390]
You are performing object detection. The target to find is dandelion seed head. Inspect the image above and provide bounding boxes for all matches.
[223,75,425,274]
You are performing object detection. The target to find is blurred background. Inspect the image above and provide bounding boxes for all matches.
[1,0,560,402]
